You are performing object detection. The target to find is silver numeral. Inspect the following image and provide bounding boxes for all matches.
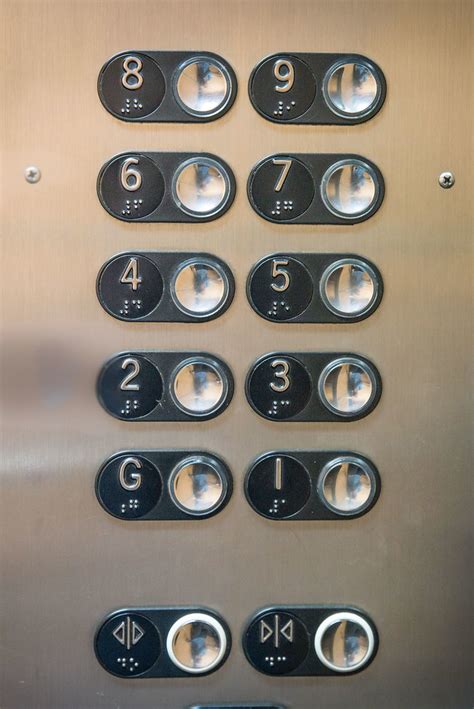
[120,158,142,192]
[120,257,142,291]
[272,158,292,192]
[271,259,290,292]
[270,359,290,392]
[122,56,144,90]
[274,59,294,93]
[120,358,140,391]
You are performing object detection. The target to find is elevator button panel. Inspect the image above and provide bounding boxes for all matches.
[95,608,231,678]
[247,154,384,224]
[249,53,385,125]
[248,253,382,322]
[97,352,233,421]
[246,353,381,421]
[190,705,285,709]
[98,51,237,122]
[97,252,234,322]
[96,451,232,520]
[243,607,378,676]
[245,451,380,520]
[98,152,235,222]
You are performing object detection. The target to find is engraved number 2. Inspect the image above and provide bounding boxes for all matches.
[120,358,140,391]
[270,359,290,392]
[122,56,144,90]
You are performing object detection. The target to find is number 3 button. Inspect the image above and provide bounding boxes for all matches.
[246,356,311,420]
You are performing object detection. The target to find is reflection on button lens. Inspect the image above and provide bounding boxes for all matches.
[322,160,377,217]
[319,358,375,415]
[176,59,230,116]
[173,262,227,315]
[319,457,375,514]
[321,259,377,317]
[315,612,374,672]
[173,158,230,216]
[325,62,379,116]
[173,360,225,415]
[170,458,225,515]
[167,613,226,674]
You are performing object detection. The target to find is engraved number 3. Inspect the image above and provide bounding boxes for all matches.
[122,56,144,90]
[270,359,290,392]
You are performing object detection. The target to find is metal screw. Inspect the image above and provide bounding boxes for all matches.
[438,171,455,189]
[25,166,41,184]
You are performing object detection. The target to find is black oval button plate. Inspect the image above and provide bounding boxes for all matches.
[98,51,237,122]
[95,607,231,678]
[243,606,378,676]
[97,252,234,323]
[246,352,381,422]
[249,53,385,125]
[247,153,384,225]
[247,253,383,323]
[97,351,233,422]
[96,450,232,521]
[98,152,236,223]
[245,451,380,520]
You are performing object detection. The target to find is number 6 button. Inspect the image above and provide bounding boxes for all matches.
[97,352,233,421]
[246,353,381,421]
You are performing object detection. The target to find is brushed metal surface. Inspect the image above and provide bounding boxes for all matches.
[0,1,472,707]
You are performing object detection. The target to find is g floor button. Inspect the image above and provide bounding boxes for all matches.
[167,613,228,675]
[169,456,227,516]
[97,254,163,320]
[98,353,163,419]
[246,355,311,420]
[248,256,313,321]
[250,55,316,121]
[248,156,314,221]
[96,455,162,519]
[98,52,166,120]
[95,612,161,677]
[246,455,311,519]
[98,153,165,220]
[244,611,309,675]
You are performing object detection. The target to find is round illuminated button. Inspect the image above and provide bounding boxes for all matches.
[98,154,165,220]
[320,258,378,318]
[249,156,314,221]
[172,359,227,416]
[98,353,163,420]
[97,254,163,320]
[318,357,376,417]
[321,159,379,219]
[95,612,161,677]
[318,456,377,516]
[247,355,311,420]
[172,260,229,317]
[323,60,381,118]
[166,613,228,674]
[97,455,162,519]
[248,256,313,321]
[314,612,375,673]
[246,454,311,519]
[250,55,317,121]
[174,57,232,117]
[98,53,166,120]
[169,456,227,516]
[244,611,309,675]
[173,157,231,218]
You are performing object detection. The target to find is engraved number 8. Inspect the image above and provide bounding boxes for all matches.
[122,56,144,90]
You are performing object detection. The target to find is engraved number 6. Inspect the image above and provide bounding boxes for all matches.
[270,359,290,392]
[121,158,142,192]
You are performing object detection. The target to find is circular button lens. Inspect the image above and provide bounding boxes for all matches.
[320,259,378,318]
[175,58,232,117]
[324,61,380,117]
[172,359,226,415]
[318,457,376,515]
[169,457,226,515]
[318,357,376,416]
[315,612,375,673]
[321,160,378,218]
[173,158,230,217]
[172,261,228,316]
[166,613,227,674]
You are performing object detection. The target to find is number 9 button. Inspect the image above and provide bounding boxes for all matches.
[250,55,316,121]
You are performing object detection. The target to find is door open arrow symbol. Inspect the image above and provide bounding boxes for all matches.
[112,616,145,650]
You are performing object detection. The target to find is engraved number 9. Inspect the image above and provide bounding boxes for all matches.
[274,59,294,93]
[122,56,144,90]
[121,158,142,192]
[270,359,290,392]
